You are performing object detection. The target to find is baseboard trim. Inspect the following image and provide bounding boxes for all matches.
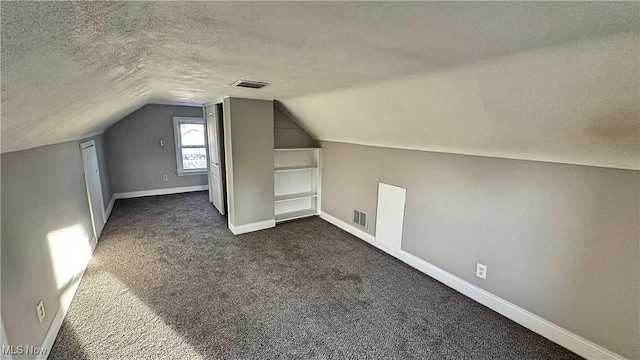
[319,211,401,260]
[89,234,98,252]
[105,194,115,221]
[319,211,376,244]
[37,236,97,360]
[114,185,208,200]
[398,251,625,360]
[319,211,625,360]
[228,219,276,235]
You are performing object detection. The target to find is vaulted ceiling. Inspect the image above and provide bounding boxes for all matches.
[2,2,638,168]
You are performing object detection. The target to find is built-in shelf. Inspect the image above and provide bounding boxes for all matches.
[275,192,318,202]
[274,147,321,225]
[275,208,318,223]
[274,165,317,172]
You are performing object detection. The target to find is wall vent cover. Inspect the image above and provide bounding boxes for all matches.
[231,79,270,89]
[353,209,367,228]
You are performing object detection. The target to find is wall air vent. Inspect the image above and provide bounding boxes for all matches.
[353,209,367,228]
[231,79,270,89]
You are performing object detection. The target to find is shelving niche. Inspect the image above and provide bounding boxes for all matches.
[274,148,321,223]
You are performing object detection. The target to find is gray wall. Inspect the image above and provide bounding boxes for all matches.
[274,102,314,149]
[223,98,275,227]
[105,104,208,194]
[320,141,639,359]
[1,135,111,358]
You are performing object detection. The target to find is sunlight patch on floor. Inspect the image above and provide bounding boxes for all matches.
[65,271,203,359]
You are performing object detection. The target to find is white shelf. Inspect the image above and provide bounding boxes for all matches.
[274,165,317,172]
[273,148,321,226]
[275,208,317,223]
[275,192,318,202]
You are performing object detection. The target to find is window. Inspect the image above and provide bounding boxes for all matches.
[173,117,207,175]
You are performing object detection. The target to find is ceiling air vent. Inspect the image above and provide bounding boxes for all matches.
[231,79,270,89]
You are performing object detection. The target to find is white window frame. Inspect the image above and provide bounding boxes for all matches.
[173,116,207,176]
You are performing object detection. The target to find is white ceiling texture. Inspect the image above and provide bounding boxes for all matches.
[2,2,638,168]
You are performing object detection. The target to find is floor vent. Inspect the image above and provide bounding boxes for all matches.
[230,79,270,89]
[353,209,367,228]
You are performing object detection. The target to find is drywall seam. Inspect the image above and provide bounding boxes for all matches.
[319,211,627,360]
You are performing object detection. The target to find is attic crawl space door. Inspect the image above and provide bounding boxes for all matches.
[375,182,406,253]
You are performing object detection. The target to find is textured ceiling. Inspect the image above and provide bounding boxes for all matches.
[1,2,639,163]
[282,31,639,170]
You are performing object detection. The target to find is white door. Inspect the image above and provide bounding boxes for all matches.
[80,140,105,240]
[375,182,406,253]
[206,104,226,215]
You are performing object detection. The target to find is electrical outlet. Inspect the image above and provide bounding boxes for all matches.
[162,175,168,181]
[36,300,46,323]
[476,263,487,279]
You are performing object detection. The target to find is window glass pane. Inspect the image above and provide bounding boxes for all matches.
[181,147,207,170]
[180,123,205,146]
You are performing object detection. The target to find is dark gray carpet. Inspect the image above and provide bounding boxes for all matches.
[50,191,581,359]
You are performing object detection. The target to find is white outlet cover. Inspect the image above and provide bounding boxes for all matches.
[36,300,45,323]
[476,263,487,279]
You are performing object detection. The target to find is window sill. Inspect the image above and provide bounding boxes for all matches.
[177,170,207,177]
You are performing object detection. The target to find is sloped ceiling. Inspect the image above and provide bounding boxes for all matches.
[281,32,639,170]
[1,2,638,168]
